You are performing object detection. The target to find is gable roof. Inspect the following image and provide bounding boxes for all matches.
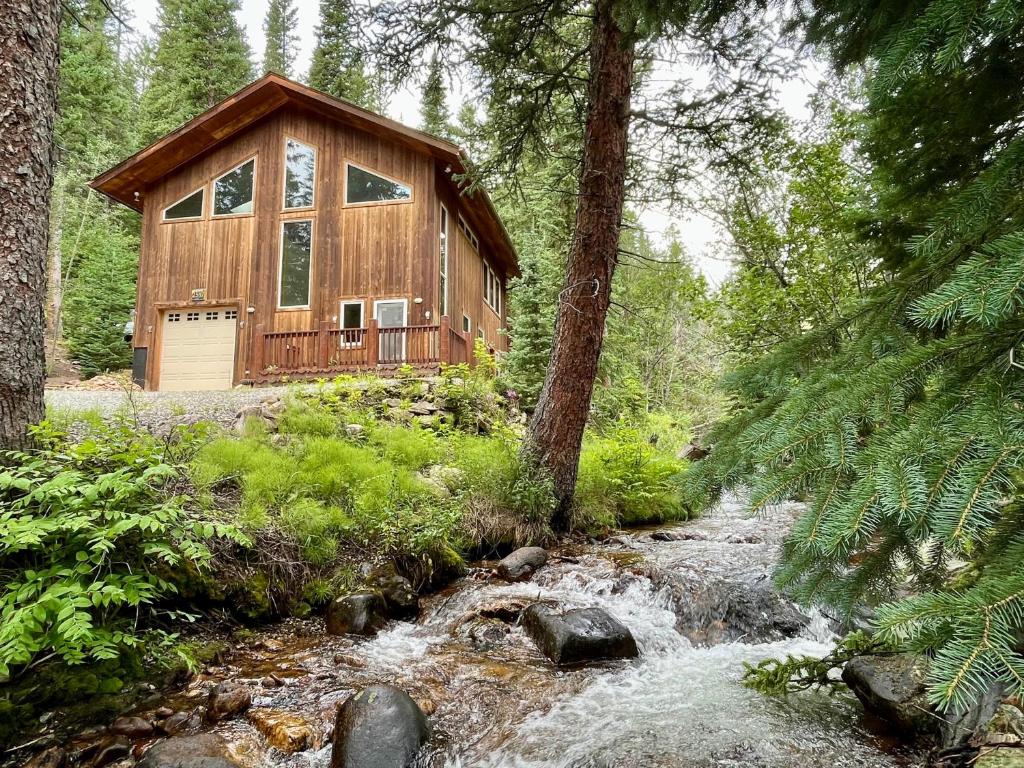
[90,73,518,276]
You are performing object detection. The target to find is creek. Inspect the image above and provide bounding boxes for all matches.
[60,495,920,768]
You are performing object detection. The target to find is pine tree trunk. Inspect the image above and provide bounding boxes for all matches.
[527,0,635,526]
[0,0,61,449]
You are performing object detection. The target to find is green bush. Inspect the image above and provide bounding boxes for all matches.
[0,422,243,676]
[368,423,442,469]
[575,427,689,529]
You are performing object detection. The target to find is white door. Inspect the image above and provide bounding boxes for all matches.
[159,308,238,391]
[374,300,407,364]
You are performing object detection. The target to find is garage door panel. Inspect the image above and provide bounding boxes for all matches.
[160,309,237,391]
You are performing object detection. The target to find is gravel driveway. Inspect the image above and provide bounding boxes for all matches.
[45,386,296,434]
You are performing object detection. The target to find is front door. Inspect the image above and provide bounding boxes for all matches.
[375,300,407,364]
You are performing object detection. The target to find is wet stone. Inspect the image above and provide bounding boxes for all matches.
[326,591,389,636]
[158,711,199,736]
[110,716,154,738]
[332,685,430,768]
[137,734,239,768]
[247,708,315,753]
[91,738,130,768]
[497,546,549,581]
[206,680,252,722]
[842,654,934,735]
[522,603,639,666]
[21,746,66,768]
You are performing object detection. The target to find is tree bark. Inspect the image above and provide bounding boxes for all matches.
[0,0,61,449]
[527,0,635,527]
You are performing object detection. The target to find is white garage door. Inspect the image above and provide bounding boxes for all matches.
[159,308,238,391]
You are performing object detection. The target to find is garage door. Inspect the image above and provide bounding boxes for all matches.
[159,308,238,391]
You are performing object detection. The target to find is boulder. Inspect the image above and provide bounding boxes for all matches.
[110,716,154,738]
[522,604,639,666]
[496,547,548,582]
[247,709,315,753]
[326,592,388,636]
[841,654,934,734]
[233,405,277,434]
[408,401,438,416]
[137,734,239,768]
[206,680,251,722]
[677,441,709,461]
[367,567,419,618]
[158,712,199,736]
[344,424,365,438]
[331,686,430,768]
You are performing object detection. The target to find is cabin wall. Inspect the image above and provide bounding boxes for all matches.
[134,106,505,388]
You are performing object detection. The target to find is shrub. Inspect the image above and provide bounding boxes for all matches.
[574,428,689,530]
[368,423,442,469]
[0,422,243,676]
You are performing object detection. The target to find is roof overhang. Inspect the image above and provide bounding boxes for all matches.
[90,73,518,276]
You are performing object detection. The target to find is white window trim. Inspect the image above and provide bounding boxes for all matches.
[457,214,479,250]
[343,160,414,208]
[162,187,205,222]
[374,298,409,361]
[484,261,501,316]
[339,299,365,348]
[212,156,257,218]
[462,314,471,333]
[439,203,449,318]
[282,137,317,211]
[277,219,314,310]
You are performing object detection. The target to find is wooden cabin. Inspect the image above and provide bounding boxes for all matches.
[90,74,518,391]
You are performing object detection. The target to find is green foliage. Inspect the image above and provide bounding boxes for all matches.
[420,54,451,138]
[691,0,1024,713]
[138,0,254,144]
[742,631,885,697]
[262,0,299,77]
[307,0,378,108]
[0,421,242,677]
[575,426,690,530]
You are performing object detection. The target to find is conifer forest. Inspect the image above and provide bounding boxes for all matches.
[1,1,1024,767]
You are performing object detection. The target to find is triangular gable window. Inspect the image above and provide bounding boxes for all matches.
[345,163,411,205]
[163,189,204,220]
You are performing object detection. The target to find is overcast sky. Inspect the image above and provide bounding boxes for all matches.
[124,1,822,286]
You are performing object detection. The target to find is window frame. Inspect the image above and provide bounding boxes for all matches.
[276,218,315,311]
[338,299,365,348]
[457,214,480,251]
[462,314,471,333]
[483,261,501,316]
[161,187,205,223]
[212,155,258,218]
[439,203,449,318]
[342,160,414,208]
[282,137,317,212]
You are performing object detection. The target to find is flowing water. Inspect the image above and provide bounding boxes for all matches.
[93,495,920,767]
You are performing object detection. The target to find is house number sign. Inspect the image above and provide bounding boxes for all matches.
[191,288,206,303]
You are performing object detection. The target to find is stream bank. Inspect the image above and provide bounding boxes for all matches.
[16,494,921,768]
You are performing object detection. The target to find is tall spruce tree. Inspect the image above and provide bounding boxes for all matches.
[262,0,299,77]
[689,0,1024,713]
[138,0,253,144]
[420,54,450,137]
[307,0,374,107]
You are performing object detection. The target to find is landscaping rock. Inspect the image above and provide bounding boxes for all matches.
[367,567,419,618]
[332,686,430,768]
[233,404,277,434]
[247,709,315,753]
[383,398,402,409]
[344,424,365,437]
[326,592,388,636]
[205,681,251,722]
[841,654,933,734]
[110,716,154,738]
[408,400,438,416]
[497,547,548,582]
[677,441,709,461]
[137,734,239,768]
[522,603,639,666]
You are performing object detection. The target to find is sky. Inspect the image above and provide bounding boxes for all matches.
[125,0,822,287]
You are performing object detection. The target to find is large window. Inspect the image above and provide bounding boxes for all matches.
[439,204,449,317]
[484,262,501,315]
[345,163,411,205]
[163,188,204,221]
[278,220,313,308]
[213,158,255,216]
[284,139,315,210]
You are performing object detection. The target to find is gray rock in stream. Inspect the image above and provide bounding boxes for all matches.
[842,654,934,734]
[331,685,430,768]
[326,591,389,636]
[497,546,548,581]
[522,603,639,666]
[138,734,240,768]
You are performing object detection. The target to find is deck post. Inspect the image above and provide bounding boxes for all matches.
[317,320,331,369]
[367,318,379,368]
[439,315,451,365]
[252,323,265,379]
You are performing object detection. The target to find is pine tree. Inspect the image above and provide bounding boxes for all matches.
[262,0,299,77]
[307,0,374,108]
[138,0,254,144]
[689,0,1024,714]
[420,54,450,138]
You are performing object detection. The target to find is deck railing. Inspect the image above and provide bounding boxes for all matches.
[252,315,475,381]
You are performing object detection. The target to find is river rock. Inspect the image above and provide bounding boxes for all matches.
[522,604,639,666]
[110,716,154,738]
[91,738,130,768]
[326,592,389,636]
[137,734,239,768]
[158,711,199,736]
[368,567,419,618]
[247,709,315,753]
[22,747,66,768]
[497,547,548,581]
[841,654,933,734]
[206,680,252,722]
[331,686,430,768]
